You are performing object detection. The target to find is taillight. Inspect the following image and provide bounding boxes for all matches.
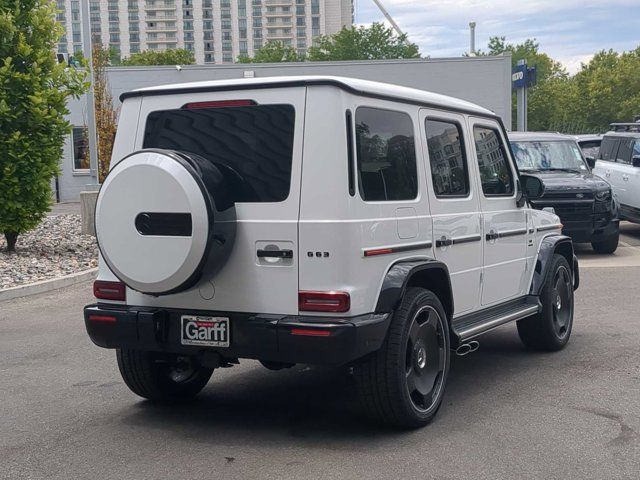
[182,99,256,109]
[298,291,350,313]
[88,314,117,323]
[93,280,126,301]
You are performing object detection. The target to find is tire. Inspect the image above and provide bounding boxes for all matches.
[354,287,451,428]
[517,254,574,351]
[116,349,213,401]
[591,230,619,254]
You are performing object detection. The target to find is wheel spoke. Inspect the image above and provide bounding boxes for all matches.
[406,367,417,394]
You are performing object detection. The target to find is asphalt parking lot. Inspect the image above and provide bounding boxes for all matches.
[1,224,639,480]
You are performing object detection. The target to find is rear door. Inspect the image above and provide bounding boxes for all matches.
[469,118,529,306]
[595,136,622,201]
[612,137,635,208]
[126,87,306,315]
[420,109,482,315]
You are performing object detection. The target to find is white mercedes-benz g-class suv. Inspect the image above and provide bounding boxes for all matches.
[85,76,579,428]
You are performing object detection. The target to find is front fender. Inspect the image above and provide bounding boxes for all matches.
[530,234,577,295]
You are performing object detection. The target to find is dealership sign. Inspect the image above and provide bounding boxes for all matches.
[512,65,537,89]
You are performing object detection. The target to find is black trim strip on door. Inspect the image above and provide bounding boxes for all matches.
[536,224,563,232]
[363,242,433,257]
[435,234,482,248]
[485,228,528,241]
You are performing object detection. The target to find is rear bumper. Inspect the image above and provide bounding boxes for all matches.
[83,304,390,366]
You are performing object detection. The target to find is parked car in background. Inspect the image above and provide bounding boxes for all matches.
[510,132,619,253]
[574,134,602,162]
[593,122,640,224]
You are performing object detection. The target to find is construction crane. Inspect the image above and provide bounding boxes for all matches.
[370,0,405,37]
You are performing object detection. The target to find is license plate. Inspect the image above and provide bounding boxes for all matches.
[181,315,230,347]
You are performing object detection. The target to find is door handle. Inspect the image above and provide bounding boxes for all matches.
[623,175,629,181]
[486,230,499,241]
[605,170,611,177]
[435,236,453,248]
[257,249,293,259]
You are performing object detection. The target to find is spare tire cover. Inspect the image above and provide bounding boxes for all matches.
[96,150,212,295]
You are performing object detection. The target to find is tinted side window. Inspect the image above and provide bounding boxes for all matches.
[634,140,640,157]
[616,138,634,164]
[143,104,295,203]
[599,137,619,162]
[473,126,514,196]
[355,107,417,201]
[425,119,469,197]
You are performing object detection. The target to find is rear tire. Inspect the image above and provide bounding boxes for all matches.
[517,254,574,351]
[591,230,619,254]
[116,349,213,401]
[354,288,450,428]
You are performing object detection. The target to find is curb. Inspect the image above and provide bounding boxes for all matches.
[0,268,98,302]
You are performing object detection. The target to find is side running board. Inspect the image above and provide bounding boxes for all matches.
[452,296,541,342]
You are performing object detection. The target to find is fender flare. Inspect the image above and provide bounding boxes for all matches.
[530,234,578,295]
[374,259,454,319]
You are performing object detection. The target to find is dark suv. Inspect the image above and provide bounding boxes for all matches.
[510,132,619,253]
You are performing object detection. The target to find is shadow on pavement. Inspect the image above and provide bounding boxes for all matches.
[119,327,551,442]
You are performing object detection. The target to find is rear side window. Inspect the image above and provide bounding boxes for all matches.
[355,107,417,202]
[473,126,514,196]
[615,138,634,164]
[143,104,295,203]
[599,137,619,162]
[425,119,469,197]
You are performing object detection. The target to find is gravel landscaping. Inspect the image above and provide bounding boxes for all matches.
[0,214,98,290]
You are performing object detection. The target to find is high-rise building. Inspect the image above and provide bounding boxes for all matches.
[56,0,353,64]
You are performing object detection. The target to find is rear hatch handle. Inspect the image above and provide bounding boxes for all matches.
[257,249,293,259]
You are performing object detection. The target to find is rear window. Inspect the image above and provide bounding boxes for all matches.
[599,137,619,162]
[143,104,295,203]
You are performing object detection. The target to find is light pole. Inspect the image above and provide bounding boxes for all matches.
[469,22,476,56]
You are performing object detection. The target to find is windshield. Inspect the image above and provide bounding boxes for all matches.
[510,140,588,172]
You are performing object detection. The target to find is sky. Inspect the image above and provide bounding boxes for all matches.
[354,0,640,73]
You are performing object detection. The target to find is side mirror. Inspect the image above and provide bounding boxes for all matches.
[520,174,545,201]
[585,156,596,169]
[633,155,640,168]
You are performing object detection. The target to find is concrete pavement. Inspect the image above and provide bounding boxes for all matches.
[1,266,639,479]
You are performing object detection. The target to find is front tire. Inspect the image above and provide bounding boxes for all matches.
[591,229,619,254]
[517,254,574,351]
[116,349,213,401]
[354,288,450,428]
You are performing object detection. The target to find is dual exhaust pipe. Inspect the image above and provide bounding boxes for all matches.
[454,340,480,356]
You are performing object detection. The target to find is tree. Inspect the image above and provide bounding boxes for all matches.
[476,36,567,130]
[237,40,303,63]
[307,23,420,61]
[0,0,88,252]
[91,45,119,183]
[120,49,195,66]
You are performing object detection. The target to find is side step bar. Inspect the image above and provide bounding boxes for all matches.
[452,297,541,342]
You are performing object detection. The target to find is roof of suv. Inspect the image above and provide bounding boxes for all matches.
[508,131,577,142]
[120,75,496,117]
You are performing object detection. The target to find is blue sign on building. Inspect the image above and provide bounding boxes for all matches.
[512,65,537,89]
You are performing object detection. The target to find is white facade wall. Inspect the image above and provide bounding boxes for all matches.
[55,0,353,63]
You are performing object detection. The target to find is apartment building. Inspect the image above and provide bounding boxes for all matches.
[55,0,353,64]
